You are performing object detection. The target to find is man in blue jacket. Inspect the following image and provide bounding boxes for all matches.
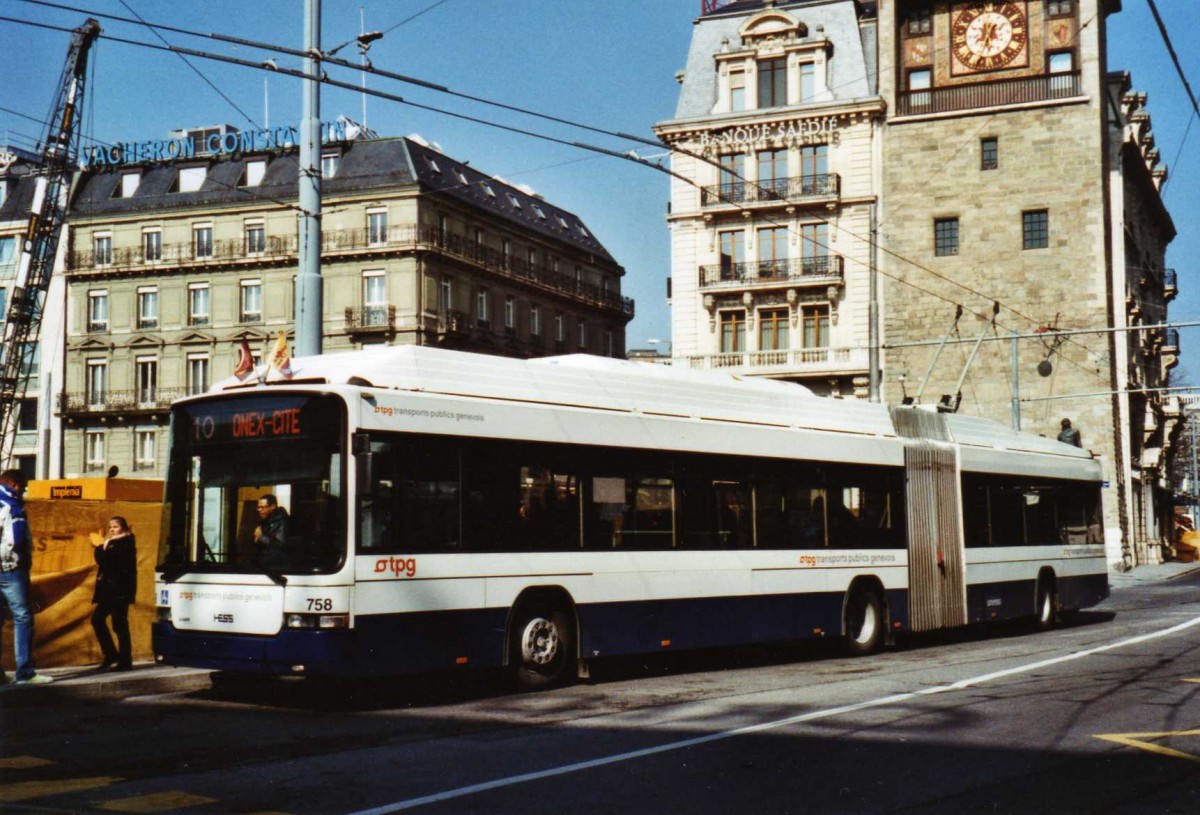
[0,469,52,685]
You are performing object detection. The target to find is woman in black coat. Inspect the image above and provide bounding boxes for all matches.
[92,516,137,671]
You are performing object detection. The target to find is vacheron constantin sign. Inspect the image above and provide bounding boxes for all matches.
[950,2,1029,75]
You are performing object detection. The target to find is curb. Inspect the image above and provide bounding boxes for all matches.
[0,665,214,707]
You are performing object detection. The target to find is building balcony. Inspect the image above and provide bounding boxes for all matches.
[897,72,1082,117]
[700,174,840,209]
[68,224,635,319]
[681,346,868,377]
[699,255,843,290]
[345,304,396,337]
[58,387,191,418]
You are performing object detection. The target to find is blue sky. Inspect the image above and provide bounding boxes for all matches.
[1,0,1196,375]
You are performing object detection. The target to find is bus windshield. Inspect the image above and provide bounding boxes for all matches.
[158,393,347,576]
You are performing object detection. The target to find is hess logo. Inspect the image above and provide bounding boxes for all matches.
[213,613,234,624]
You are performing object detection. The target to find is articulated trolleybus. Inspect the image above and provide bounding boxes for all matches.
[154,346,1108,688]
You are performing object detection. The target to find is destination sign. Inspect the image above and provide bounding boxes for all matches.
[178,395,340,447]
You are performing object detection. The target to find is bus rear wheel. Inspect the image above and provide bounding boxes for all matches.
[511,605,574,691]
[843,589,883,656]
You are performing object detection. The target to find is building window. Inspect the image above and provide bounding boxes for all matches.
[504,295,515,332]
[719,153,745,199]
[188,283,210,326]
[720,310,746,353]
[981,138,999,171]
[759,308,790,351]
[84,430,106,473]
[367,209,388,245]
[502,238,512,269]
[142,229,162,262]
[934,218,959,257]
[17,399,37,433]
[137,286,158,329]
[555,313,564,343]
[527,248,537,271]
[800,222,829,270]
[802,305,830,348]
[605,330,614,358]
[187,354,210,396]
[245,221,266,255]
[194,225,213,259]
[757,149,787,195]
[86,359,107,406]
[730,70,746,111]
[1048,51,1074,74]
[439,277,453,312]
[134,427,156,470]
[758,58,786,108]
[577,319,587,349]
[1023,210,1049,250]
[120,171,141,198]
[240,279,263,323]
[476,288,490,326]
[799,61,816,103]
[87,290,109,332]
[530,305,542,337]
[907,4,933,35]
[0,236,15,275]
[94,234,112,266]
[362,270,387,326]
[242,158,267,187]
[321,152,339,179]
[473,226,484,259]
[1047,0,1073,17]
[757,227,789,277]
[136,357,157,405]
[720,230,745,274]
[177,165,206,193]
[909,68,932,91]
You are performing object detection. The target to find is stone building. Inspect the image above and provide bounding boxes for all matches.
[877,0,1179,567]
[59,131,633,478]
[655,0,884,397]
[0,143,68,481]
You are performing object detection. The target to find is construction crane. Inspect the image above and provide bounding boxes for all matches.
[0,18,101,469]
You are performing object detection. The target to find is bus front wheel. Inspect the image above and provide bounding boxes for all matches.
[511,605,574,691]
[843,589,883,656]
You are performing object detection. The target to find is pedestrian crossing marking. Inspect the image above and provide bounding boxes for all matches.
[0,776,122,802]
[1095,729,1200,763]
[99,791,216,812]
[0,756,54,770]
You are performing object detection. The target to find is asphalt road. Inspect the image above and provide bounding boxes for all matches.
[3,573,1200,814]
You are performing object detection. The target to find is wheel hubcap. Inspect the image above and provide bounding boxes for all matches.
[855,603,877,643]
[520,617,559,667]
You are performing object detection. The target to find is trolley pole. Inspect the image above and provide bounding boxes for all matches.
[1011,330,1020,430]
[295,0,323,356]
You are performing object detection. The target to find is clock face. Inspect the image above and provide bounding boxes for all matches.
[951,2,1029,74]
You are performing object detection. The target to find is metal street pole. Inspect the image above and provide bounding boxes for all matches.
[295,0,323,356]
[868,202,880,403]
[1011,330,1020,430]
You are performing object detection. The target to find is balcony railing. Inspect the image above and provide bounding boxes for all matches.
[1165,268,1178,301]
[898,72,1082,117]
[69,224,634,317]
[699,255,843,289]
[59,387,190,416]
[681,346,868,376]
[701,173,839,208]
[345,304,396,335]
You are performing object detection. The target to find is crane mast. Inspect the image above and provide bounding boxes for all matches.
[0,18,100,469]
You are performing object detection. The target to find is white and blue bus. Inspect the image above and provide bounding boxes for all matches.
[153,346,1108,688]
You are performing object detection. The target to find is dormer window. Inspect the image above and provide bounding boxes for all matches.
[507,192,522,209]
[177,164,207,193]
[556,215,569,230]
[758,58,787,108]
[456,170,469,186]
[321,152,339,179]
[482,183,496,199]
[426,156,441,174]
[241,158,267,187]
[120,171,141,198]
[533,204,547,220]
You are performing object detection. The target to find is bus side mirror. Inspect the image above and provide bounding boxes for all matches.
[352,432,373,497]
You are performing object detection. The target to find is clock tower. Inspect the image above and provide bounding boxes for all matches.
[878,0,1181,570]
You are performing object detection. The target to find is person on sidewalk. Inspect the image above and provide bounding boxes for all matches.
[0,469,52,685]
[91,516,137,672]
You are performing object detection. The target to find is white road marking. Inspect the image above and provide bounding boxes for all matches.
[345,615,1200,814]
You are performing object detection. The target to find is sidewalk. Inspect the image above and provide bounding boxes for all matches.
[1107,560,1200,583]
[0,662,215,707]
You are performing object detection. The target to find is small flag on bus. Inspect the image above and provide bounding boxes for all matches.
[233,338,255,381]
[266,331,293,380]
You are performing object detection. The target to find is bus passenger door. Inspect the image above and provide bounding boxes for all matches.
[903,441,967,632]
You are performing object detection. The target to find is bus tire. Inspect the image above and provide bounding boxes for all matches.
[511,605,574,691]
[1035,579,1058,630]
[843,589,883,656]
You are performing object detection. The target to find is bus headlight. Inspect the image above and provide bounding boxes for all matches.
[285,613,349,629]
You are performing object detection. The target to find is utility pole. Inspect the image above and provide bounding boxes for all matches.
[295,0,323,357]
[868,202,880,402]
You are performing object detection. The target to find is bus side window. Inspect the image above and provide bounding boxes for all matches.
[399,437,462,553]
[519,466,582,550]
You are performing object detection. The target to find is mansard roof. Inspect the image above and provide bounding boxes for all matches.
[67,136,617,266]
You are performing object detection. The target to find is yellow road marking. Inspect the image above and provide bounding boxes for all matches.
[0,776,122,802]
[99,791,216,813]
[1094,729,1200,763]
[0,756,55,770]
